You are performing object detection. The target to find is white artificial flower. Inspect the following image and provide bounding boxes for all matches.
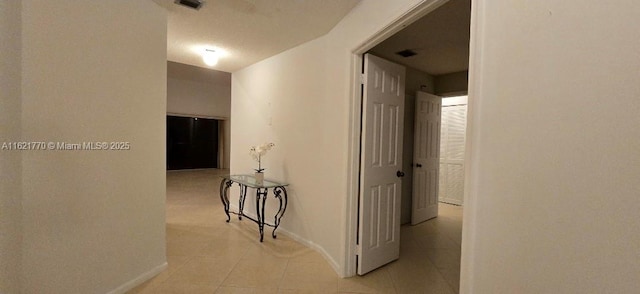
[250,142,275,172]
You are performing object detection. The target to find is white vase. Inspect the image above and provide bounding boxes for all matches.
[254,172,264,185]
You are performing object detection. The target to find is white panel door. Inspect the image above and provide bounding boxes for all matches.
[411,91,441,225]
[358,54,405,275]
[439,103,467,205]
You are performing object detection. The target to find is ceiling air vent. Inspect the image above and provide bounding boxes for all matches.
[174,0,204,10]
[396,49,417,58]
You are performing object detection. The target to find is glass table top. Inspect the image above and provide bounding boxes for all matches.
[221,174,289,188]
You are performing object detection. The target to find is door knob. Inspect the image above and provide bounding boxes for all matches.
[416,164,422,168]
[397,171,405,177]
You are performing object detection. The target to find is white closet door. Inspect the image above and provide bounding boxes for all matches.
[439,103,467,205]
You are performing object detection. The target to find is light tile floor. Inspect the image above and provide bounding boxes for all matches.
[128,169,462,294]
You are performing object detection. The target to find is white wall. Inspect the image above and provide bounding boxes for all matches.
[231,0,432,275]
[434,70,467,96]
[20,1,167,293]
[167,61,231,168]
[0,1,22,293]
[167,61,231,118]
[462,1,640,292]
[232,36,336,264]
[406,66,435,95]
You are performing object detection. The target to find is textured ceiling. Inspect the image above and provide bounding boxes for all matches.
[370,0,471,76]
[153,0,360,73]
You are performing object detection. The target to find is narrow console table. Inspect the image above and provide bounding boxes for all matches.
[219,175,288,242]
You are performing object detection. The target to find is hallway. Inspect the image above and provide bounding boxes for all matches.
[129,169,462,293]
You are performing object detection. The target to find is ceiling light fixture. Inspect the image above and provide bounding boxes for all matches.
[203,49,218,66]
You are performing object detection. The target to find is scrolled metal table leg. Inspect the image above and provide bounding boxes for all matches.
[219,179,233,222]
[272,186,288,239]
[255,188,269,242]
[260,189,267,242]
[238,184,247,220]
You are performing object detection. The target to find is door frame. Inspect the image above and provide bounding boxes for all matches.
[344,0,450,277]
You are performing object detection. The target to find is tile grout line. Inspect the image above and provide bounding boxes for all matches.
[215,240,254,290]
[275,258,291,293]
[137,254,196,293]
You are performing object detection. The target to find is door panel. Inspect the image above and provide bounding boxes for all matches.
[411,92,441,225]
[358,54,405,275]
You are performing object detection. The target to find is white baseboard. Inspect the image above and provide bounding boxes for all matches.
[277,227,343,277]
[228,204,344,277]
[439,199,463,206]
[107,262,167,294]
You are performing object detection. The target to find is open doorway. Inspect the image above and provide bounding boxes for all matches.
[350,0,470,291]
[166,61,232,170]
[166,115,220,170]
[366,0,470,225]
